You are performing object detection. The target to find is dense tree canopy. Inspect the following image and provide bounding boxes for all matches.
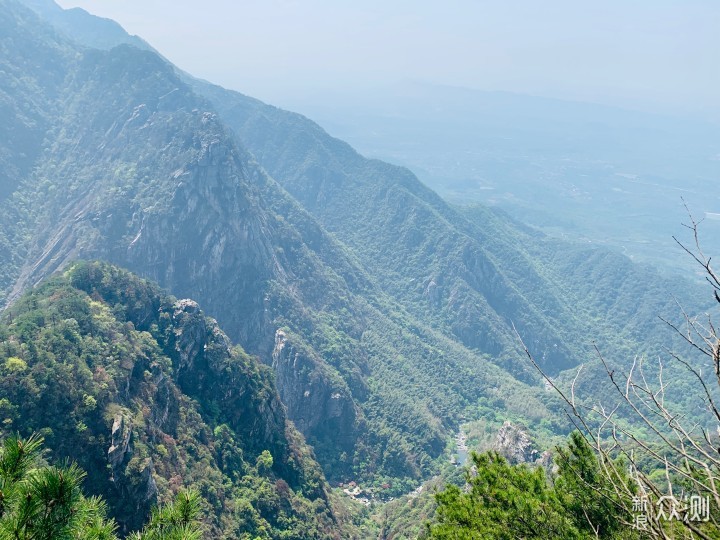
[427,433,642,540]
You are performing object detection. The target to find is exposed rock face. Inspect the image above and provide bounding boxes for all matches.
[120,130,279,360]
[9,261,338,535]
[167,299,293,475]
[106,414,158,533]
[0,2,528,487]
[537,450,555,474]
[136,460,159,505]
[493,421,538,465]
[171,299,206,374]
[108,414,132,471]
[272,329,362,476]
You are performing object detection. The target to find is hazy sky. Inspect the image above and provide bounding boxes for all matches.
[54,0,720,117]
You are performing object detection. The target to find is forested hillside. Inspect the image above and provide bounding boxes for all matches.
[0,261,343,538]
[277,82,720,273]
[192,76,709,396]
[0,0,558,490]
[0,0,711,524]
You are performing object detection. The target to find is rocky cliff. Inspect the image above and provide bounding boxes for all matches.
[493,421,538,465]
[0,261,342,538]
[272,329,362,470]
[0,1,544,486]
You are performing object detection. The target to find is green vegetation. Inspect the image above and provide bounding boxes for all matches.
[427,433,638,539]
[0,433,202,539]
[198,64,710,476]
[427,241,720,539]
[275,84,720,275]
[0,0,568,490]
[428,412,720,538]
[0,261,347,538]
[1,3,717,538]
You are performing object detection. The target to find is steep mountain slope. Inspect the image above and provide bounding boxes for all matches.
[20,0,702,376]
[0,1,74,201]
[0,0,561,491]
[192,80,569,376]
[2,0,708,502]
[21,0,153,51]
[0,261,341,539]
[275,82,720,273]
[190,78,705,377]
[191,71,713,424]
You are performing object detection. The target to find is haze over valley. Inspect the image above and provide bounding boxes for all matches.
[280,82,720,274]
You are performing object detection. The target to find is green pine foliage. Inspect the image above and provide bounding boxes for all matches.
[429,451,582,539]
[129,490,203,540]
[554,432,635,538]
[0,433,202,540]
[427,434,642,539]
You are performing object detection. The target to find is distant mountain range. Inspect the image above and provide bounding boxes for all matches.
[279,82,720,273]
[0,0,713,536]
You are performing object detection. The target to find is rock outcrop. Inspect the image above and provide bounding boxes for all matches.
[272,329,362,477]
[493,421,538,465]
[107,414,158,533]
[108,415,132,471]
[0,260,342,536]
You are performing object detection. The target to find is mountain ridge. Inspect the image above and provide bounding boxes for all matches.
[0,260,345,538]
[1,0,710,508]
